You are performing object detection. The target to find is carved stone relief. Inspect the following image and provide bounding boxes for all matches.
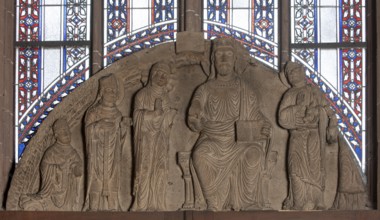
[6,34,369,211]
[131,62,177,211]
[279,62,338,210]
[83,74,129,211]
[19,118,82,211]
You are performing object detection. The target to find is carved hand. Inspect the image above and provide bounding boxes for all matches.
[327,126,338,144]
[154,98,164,116]
[295,105,306,124]
[295,105,306,115]
[72,163,83,177]
[188,113,206,132]
[168,108,177,126]
[188,101,204,131]
[98,119,115,128]
[261,121,272,138]
[121,117,132,127]
[303,107,319,123]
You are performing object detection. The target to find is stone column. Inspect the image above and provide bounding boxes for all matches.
[0,0,15,209]
[92,0,104,74]
[375,0,380,208]
[183,0,202,32]
[280,0,290,70]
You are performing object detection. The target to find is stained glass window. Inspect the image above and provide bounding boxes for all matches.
[203,0,279,69]
[14,0,369,173]
[290,0,367,171]
[15,0,91,162]
[104,0,178,66]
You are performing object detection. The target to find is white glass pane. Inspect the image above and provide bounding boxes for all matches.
[232,0,250,8]
[361,130,366,172]
[362,6,366,42]
[203,0,208,8]
[362,48,366,87]
[290,5,295,43]
[320,7,338,43]
[16,6,20,40]
[320,0,337,6]
[274,6,278,44]
[103,8,108,44]
[43,6,63,41]
[131,9,150,31]
[42,48,61,90]
[231,9,249,31]
[45,0,64,5]
[320,49,339,91]
[131,0,150,8]
[215,10,220,22]
[87,4,92,40]
[273,0,278,8]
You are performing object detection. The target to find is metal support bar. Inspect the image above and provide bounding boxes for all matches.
[15,41,91,47]
[290,42,367,49]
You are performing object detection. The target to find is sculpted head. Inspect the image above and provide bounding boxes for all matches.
[149,62,171,88]
[285,61,306,87]
[99,74,118,104]
[53,118,71,145]
[212,38,237,80]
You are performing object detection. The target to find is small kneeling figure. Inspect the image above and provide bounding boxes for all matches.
[20,118,83,211]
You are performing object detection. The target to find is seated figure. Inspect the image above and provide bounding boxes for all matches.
[187,38,273,211]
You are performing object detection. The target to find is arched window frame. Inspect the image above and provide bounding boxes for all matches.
[0,0,379,218]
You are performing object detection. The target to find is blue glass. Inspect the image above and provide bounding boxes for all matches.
[203,0,279,69]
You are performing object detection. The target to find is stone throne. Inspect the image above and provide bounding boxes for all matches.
[6,34,368,212]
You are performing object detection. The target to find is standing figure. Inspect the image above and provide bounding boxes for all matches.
[131,62,177,211]
[187,38,272,211]
[20,118,82,211]
[84,74,128,211]
[279,62,337,210]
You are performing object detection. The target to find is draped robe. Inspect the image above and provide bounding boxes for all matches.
[188,77,268,211]
[279,85,328,210]
[132,86,175,211]
[84,104,123,211]
[21,143,82,211]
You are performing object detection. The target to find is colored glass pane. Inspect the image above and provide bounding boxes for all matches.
[104,0,178,66]
[15,46,90,161]
[16,0,91,42]
[15,0,91,162]
[290,0,367,171]
[203,0,279,69]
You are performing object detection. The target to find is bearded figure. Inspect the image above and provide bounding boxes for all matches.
[187,38,272,211]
